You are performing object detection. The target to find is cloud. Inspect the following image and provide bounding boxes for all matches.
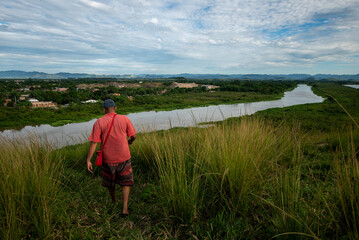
[0,0,358,74]
[78,0,111,11]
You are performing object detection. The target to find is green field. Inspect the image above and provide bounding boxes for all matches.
[0,82,358,239]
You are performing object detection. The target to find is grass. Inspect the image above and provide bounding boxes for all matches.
[253,82,359,132]
[0,135,66,239]
[0,82,358,239]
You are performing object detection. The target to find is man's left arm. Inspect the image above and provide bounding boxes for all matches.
[126,117,136,145]
[128,134,136,145]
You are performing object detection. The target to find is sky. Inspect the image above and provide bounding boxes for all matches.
[0,0,359,75]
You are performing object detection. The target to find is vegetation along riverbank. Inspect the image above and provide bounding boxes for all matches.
[0,79,295,130]
[0,81,358,239]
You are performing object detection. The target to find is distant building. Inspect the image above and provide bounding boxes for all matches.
[31,101,57,108]
[54,87,68,92]
[82,99,99,104]
[111,93,121,96]
[4,99,11,106]
[171,82,199,88]
[19,94,30,101]
[202,85,220,90]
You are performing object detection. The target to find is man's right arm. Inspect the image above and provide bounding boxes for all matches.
[86,141,98,173]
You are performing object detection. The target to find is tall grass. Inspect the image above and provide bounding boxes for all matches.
[133,118,301,223]
[132,117,359,239]
[0,115,357,238]
[0,135,65,239]
[332,130,359,240]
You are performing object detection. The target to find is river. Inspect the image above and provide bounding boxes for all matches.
[344,85,359,89]
[0,84,324,148]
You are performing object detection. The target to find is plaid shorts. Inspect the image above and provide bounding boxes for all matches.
[101,159,134,188]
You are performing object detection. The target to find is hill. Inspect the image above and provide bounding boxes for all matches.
[1,70,359,80]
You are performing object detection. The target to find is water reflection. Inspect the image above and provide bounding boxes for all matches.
[344,85,359,89]
[0,84,324,148]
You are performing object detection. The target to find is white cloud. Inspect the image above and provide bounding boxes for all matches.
[0,0,358,74]
[78,0,111,11]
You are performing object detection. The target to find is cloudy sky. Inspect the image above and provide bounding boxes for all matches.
[0,0,359,74]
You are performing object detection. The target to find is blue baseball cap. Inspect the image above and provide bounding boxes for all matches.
[102,99,116,108]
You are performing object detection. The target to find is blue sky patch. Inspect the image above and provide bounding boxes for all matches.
[262,17,329,40]
[0,21,10,25]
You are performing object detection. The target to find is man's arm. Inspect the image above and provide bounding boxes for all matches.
[86,141,98,173]
[128,134,136,145]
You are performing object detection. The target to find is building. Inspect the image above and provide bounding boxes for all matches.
[54,87,68,92]
[4,99,11,106]
[111,93,121,96]
[31,101,57,108]
[171,82,199,88]
[202,85,220,90]
[81,100,99,104]
[19,94,30,101]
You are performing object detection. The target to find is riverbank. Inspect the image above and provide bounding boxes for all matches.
[0,81,296,131]
[49,90,291,127]
[1,82,358,239]
[0,84,320,149]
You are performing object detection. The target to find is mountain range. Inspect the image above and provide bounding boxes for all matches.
[1,70,359,81]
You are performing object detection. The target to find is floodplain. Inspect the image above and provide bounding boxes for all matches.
[0,80,358,239]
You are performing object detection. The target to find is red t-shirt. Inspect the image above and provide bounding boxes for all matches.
[88,113,136,163]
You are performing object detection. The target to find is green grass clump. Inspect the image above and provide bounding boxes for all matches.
[132,116,359,239]
[332,132,359,240]
[133,118,301,226]
[0,135,66,239]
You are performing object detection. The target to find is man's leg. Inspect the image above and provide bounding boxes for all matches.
[108,187,116,203]
[121,186,131,214]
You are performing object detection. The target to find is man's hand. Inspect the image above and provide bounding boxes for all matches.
[87,161,93,173]
[128,135,136,145]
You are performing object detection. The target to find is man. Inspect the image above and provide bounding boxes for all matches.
[86,99,136,216]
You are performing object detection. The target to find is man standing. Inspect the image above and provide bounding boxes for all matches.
[86,99,136,216]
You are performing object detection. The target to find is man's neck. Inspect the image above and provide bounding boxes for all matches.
[104,109,116,114]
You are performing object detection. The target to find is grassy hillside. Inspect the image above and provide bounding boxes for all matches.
[0,82,358,239]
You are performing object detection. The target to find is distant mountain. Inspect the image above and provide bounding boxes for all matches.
[0,70,57,79]
[137,73,359,80]
[0,70,99,79]
[55,72,98,78]
[0,70,359,81]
